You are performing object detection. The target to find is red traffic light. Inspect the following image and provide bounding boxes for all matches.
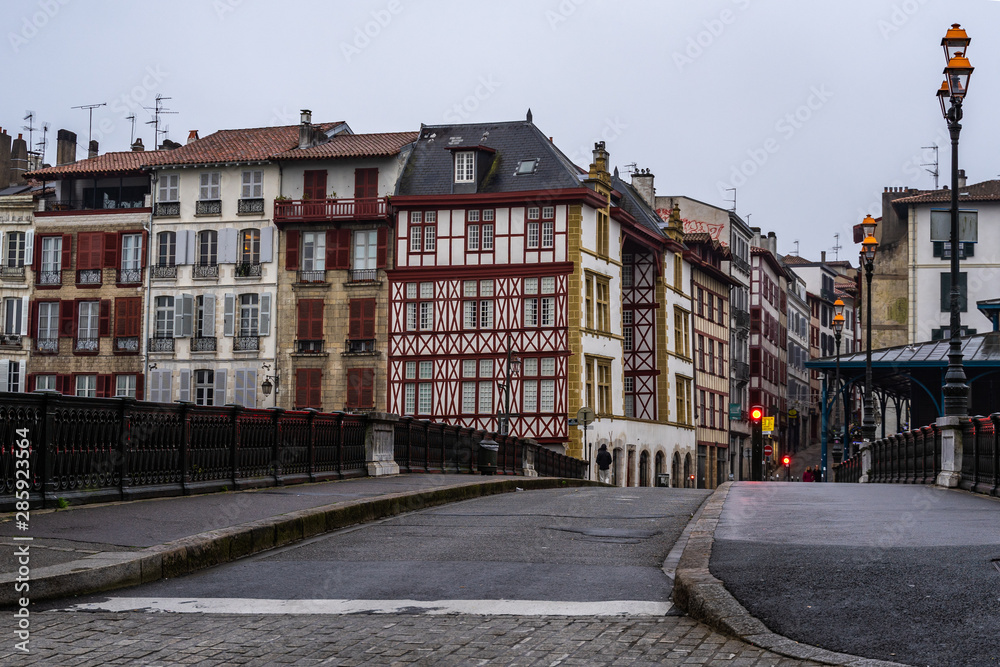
[782,456,791,466]
[750,406,763,423]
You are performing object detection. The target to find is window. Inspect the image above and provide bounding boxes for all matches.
[120,233,142,281]
[596,359,612,415]
[240,229,260,265]
[482,210,495,250]
[524,277,555,328]
[297,299,323,351]
[596,277,610,333]
[462,280,494,329]
[940,272,968,312]
[347,368,375,409]
[405,282,435,331]
[36,302,59,350]
[455,151,474,183]
[516,159,537,175]
[460,359,494,414]
[241,170,264,199]
[622,259,633,289]
[674,253,683,291]
[35,375,56,392]
[585,359,594,410]
[409,211,436,253]
[303,170,327,200]
[199,172,221,200]
[114,297,141,353]
[596,210,609,257]
[115,375,137,399]
[348,298,376,352]
[199,230,218,266]
[520,357,555,414]
[585,277,594,330]
[674,307,690,356]
[352,229,377,271]
[301,231,325,276]
[40,235,62,280]
[5,231,25,267]
[154,296,174,338]
[75,375,96,398]
[405,360,433,414]
[527,221,539,249]
[157,232,176,266]
[623,376,634,418]
[409,212,422,252]
[194,369,214,405]
[295,368,322,409]
[76,301,100,351]
[541,206,554,248]
[4,297,23,335]
[239,293,259,336]
[5,360,21,393]
[158,173,179,202]
[623,310,633,351]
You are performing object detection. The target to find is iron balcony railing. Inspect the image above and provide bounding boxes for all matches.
[37,270,62,286]
[118,268,142,284]
[237,198,265,214]
[295,339,324,354]
[0,265,25,280]
[234,335,259,352]
[733,361,750,382]
[114,336,139,354]
[0,333,22,348]
[154,202,180,217]
[148,337,175,352]
[76,269,102,285]
[194,263,219,278]
[195,200,222,216]
[349,268,378,283]
[273,197,390,223]
[821,287,836,303]
[235,262,262,278]
[345,338,377,354]
[297,269,326,284]
[731,255,750,275]
[42,198,147,212]
[733,309,750,330]
[74,337,98,353]
[191,336,217,352]
[152,264,177,279]
[35,338,58,353]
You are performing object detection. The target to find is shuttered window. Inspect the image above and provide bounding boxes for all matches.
[295,368,322,409]
[346,368,374,409]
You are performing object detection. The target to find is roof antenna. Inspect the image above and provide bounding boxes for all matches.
[793,240,800,256]
[22,110,36,155]
[832,233,842,261]
[921,144,939,189]
[72,103,107,148]
[725,187,736,212]
[126,114,136,145]
[624,162,638,175]
[144,94,177,148]
[36,122,50,163]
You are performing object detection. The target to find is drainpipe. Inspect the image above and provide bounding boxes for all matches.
[145,171,156,398]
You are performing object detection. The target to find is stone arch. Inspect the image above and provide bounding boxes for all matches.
[683,452,693,488]
[672,451,681,488]
[639,450,650,487]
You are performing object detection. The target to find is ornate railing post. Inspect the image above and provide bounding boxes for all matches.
[990,413,1000,497]
[268,406,284,485]
[935,414,964,488]
[364,412,400,476]
[228,404,243,487]
[306,408,318,482]
[178,401,193,494]
[39,391,57,507]
[960,417,977,491]
[859,440,873,483]
[117,396,135,500]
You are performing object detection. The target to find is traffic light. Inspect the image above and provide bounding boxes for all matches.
[782,455,791,467]
[750,406,763,423]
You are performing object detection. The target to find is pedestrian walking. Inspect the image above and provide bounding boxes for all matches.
[596,444,612,484]
[802,467,813,483]
[812,465,821,482]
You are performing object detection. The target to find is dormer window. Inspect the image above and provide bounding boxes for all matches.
[455,151,475,183]
[516,159,538,175]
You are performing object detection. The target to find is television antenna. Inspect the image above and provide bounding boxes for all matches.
[792,240,800,256]
[623,162,638,175]
[921,144,939,189]
[72,102,107,147]
[125,114,136,145]
[725,187,736,212]
[144,94,177,148]
[832,233,842,261]
[22,110,36,155]
[36,122,50,162]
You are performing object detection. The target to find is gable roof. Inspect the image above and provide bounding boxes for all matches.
[25,149,180,179]
[892,180,1000,204]
[147,122,343,167]
[610,172,667,241]
[395,119,583,196]
[271,131,417,160]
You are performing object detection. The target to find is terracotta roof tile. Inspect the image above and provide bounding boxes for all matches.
[272,131,417,160]
[149,122,342,166]
[25,149,179,179]
[892,180,1000,204]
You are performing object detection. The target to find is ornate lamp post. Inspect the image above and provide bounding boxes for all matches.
[832,299,846,459]
[860,217,879,444]
[498,333,521,437]
[938,24,973,419]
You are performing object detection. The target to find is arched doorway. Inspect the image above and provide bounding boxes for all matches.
[612,447,623,486]
[683,453,693,488]
[672,452,681,488]
[655,451,665,487]
[639,450,650,487]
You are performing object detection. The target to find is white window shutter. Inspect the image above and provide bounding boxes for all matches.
[0,233,5,264]
[178,369,190,402]
[175,230,187,265]
[223,293,235,337]
[260,226,273,263]
[233,370,246,406]
[184,230,196,265]
[17,361,24,393]
[149,370,161,402]
[220,228,238,264]
[182,294,194,337]
[19,296,27,336]
[24,230,33,266]
[203,293,216,336]
[244,369,256,407]
[173,298,185,338]
[0,360,8,392]
[214,368,227,406]
[259,292,271,336]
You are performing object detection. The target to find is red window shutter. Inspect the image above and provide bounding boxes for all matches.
[335,228,350,269]
[347,368,361,408]
[103,232,119,268]
[140,230,148,268]
[33,237,42,268]
[29,300,38,339]
[348,299,362,339]
[361,368,374,408]
[376,226,387,268]
[325,230,336,270]
[354,168,377,199]
[77,233,92,270]
[72,299,81,338]
[297,299,324,340]
[310,300,324,339]
[115,297,136,336]
[96,374,110,398]
[295,369,308,408]
[60,300,75,338]
[99,299,111,337]
[135,373,144,400]
[304,171,327,200]
[27,374,35,392]
[309,369,321,408]
[61,234,72,271]
[361,298,375,338]
[285,229,300,270]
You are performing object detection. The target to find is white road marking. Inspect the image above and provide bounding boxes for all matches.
[65,597,672,617]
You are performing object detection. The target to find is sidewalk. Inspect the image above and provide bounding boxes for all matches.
[1,474,597,606]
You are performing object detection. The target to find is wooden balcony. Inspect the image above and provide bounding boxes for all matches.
[273,197,390,223]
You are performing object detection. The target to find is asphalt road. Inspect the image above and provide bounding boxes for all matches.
[711,483,1000,667]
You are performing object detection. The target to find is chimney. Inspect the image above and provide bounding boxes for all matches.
[55,129,77,166]
[10,133,28,182]
[299,109,313,149]
[767,230,777,256]
[187,130,199,145]
[750,226,762,247]
[0,128,11,187]
[958,169,967,189]
[821,251,826,263]
[131,137,145,152]
[630,168,655,208]
[88,140,99,159]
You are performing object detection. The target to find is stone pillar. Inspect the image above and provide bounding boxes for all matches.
[859,443,873,483]
[935,416,963,488]
[365,412,400,477]
[521,439,538,477]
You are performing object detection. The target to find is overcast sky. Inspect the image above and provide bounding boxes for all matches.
[3,0,998,262]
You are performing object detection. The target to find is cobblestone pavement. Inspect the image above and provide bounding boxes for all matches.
[4,612,826,666]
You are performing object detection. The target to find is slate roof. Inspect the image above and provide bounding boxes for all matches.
[892,180,1000,204]
[395,119,584,196]
[610,172,666,240]
[271,131,417,160]
[148,122,343,166]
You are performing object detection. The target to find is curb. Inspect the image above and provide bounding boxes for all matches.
[671,482,911,667]
[2,476,600,607]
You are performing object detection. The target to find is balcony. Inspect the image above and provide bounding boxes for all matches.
[0,265,25,281]
[192,336,217,352]
[37,270,62,286]
[273,197,390,223]
[152,264,177,279]
[344,338,377,354]
[194,263,219,279]
[821,287,836,303]
[195,199,222,216]
[295,339,324,354]
[42,197,148,212]
[154,201,180,217]
[36,338,58,353]
[235,262,262,278]
[149,337,175,352]
[733,309,750,330]
[234,336,260,352]
[76,269,103,286]
[238,198,265,214]
[731,255,750,275]
[0,333,22,349]
[296,269,326,284]
[74,337,98,353]
[118,268,142,284]
[349,268,378,283]
[734,361,750,383]
[114,336,139,354]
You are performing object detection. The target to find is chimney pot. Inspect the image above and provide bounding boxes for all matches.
[88,140,99,159]
[958,169,967,188]
[821,251,827,263]
[56,129,77,166]
[187,130,199,144]
[131,138,145,152]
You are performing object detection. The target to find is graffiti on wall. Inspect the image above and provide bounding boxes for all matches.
[655,208,729,246]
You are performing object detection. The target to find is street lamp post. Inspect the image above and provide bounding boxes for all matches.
[498,333,521,437]
[832,299,845,463]
[860,216,879,445]
[938,24,973,419]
